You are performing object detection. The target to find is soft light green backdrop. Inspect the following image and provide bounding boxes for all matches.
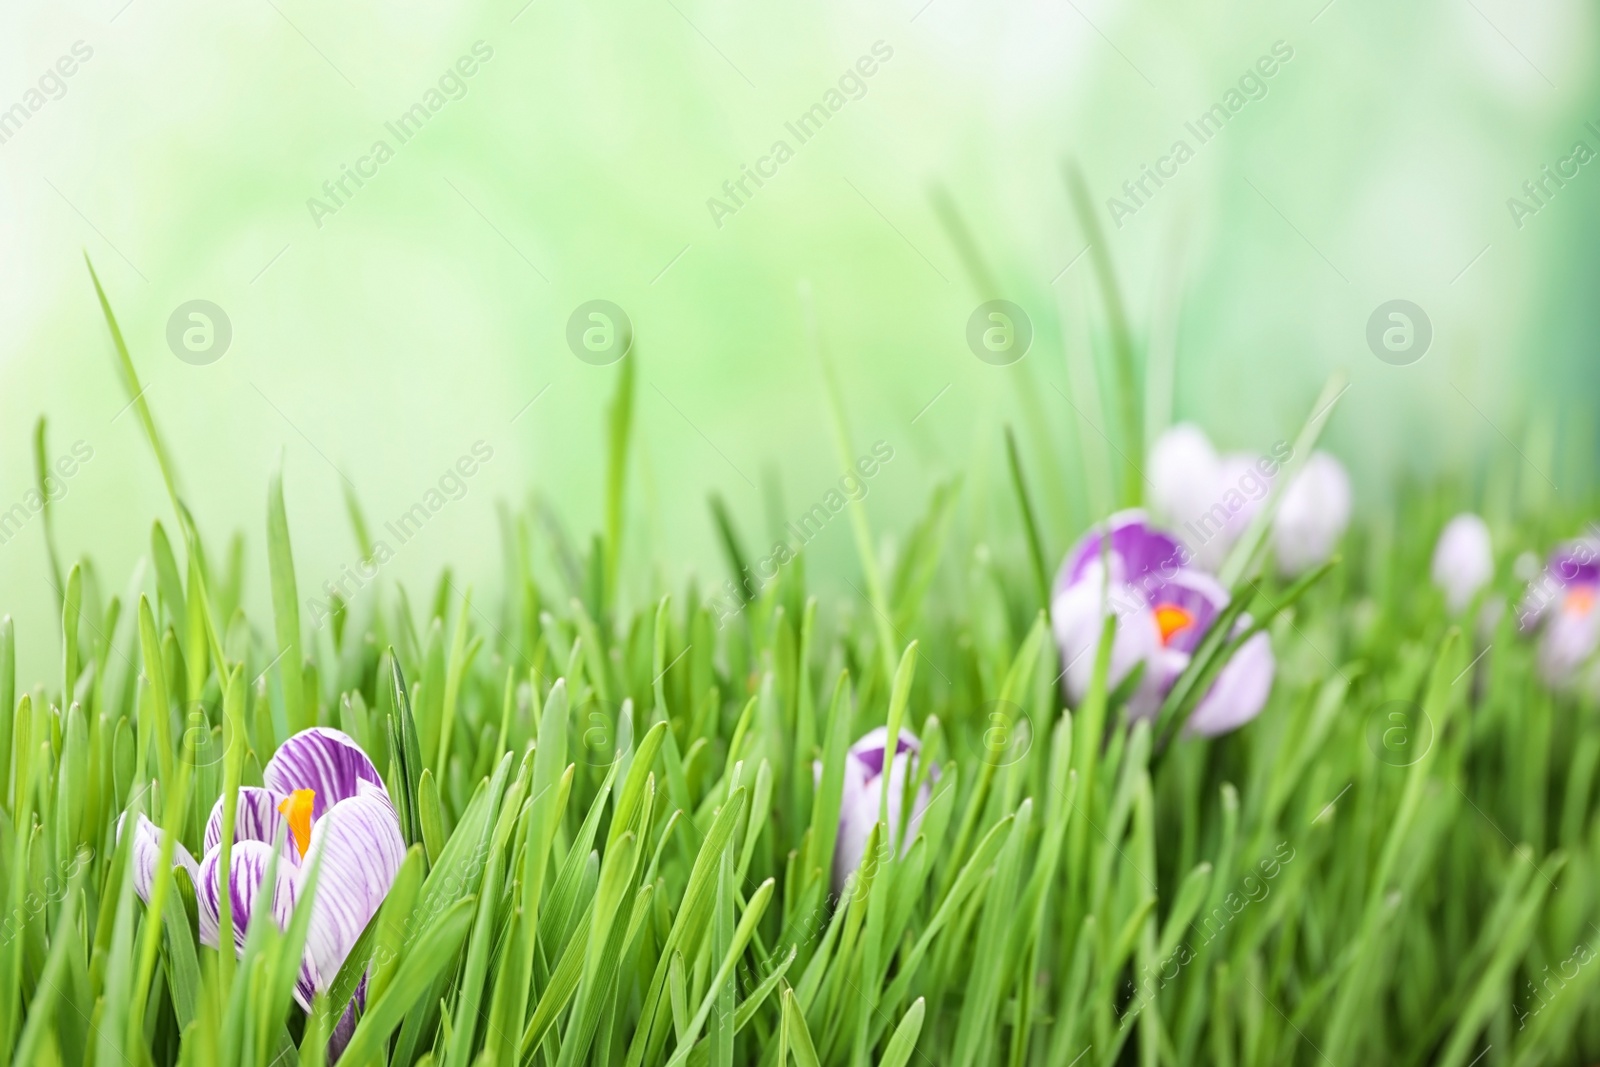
[1,0,1596,679]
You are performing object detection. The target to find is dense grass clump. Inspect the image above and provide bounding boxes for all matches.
[2,264,1600,1067]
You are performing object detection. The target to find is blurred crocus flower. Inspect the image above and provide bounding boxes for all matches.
[1518,537,1600,690]
[827,727,934,895]
[122,727,405,1056]
[1050,511,1275,736]
[1272,452,1351,576]
[1150,425,1225,550]
[1431,514,1493,613]
[1148,424,1292,572]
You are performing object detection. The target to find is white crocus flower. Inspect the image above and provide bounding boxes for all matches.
[1272,452,1351,576]
[1431,514,1493,614]
[1149,423,1223,533]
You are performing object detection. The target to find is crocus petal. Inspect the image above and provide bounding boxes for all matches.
[264,727,387,820]
[327,974,369,1063]
[1431,514,1493,614]
[119,812,201,906]
[1149,424,1222,530]
[196,838,299,957]
[831,734,933,896]
[204,786,295,863]
[1051,566,1162,711]
[1142,569,1228,655]
[299,780,406,997]
[846,725,918,774]
[1187,628,1276,736]
[1052,511,1277,737]
[831,759,875,895]
[1058,510,1187,593]
[1549,539,1600,587]
[1272,453,1351,576]
[1538,590,1600,688]
[1519,547,1574,631]
[1196,453,1271,570]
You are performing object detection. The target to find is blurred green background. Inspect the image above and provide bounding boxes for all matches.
[1,0,1596,680]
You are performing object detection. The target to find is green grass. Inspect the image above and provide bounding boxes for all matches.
[2,260,1599,1067]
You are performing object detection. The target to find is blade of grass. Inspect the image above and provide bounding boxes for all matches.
[1005,426,1052,613]
[1063,162,1142,507]
[33,418,65,611]
[268,468,309,735]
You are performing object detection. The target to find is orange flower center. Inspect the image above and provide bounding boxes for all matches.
[1153,604,1194,646]
[1566,587,1598,617]
[278,789,316,858]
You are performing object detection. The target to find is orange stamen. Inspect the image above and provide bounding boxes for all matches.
[1153,604,1194,646]
[1565,587,1597,617]
[277,789,316,858]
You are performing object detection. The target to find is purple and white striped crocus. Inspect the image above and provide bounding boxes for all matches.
[122,727,404,1054]
[1518,537,1600,691]
[826,727,934,896]
[1050,511,1276,736]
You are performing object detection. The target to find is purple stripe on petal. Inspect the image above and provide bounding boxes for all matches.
[327,973,369,1064]
[118,812,200,909]
[264,727,387,819]
[294,960,318,1014]
[197,839,297,955]
[204,786,295,862]
[299,788,406,995]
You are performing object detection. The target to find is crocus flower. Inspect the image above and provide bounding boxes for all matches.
[1431,514,1493,614]
[1272,452,1351,576]
[122,727,405,1056]
[1150,425,1224,529]
[1518,537,1600,690]
[1148,424,1286,572]
[827,727,934,895]
[1050,511,1275,735]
